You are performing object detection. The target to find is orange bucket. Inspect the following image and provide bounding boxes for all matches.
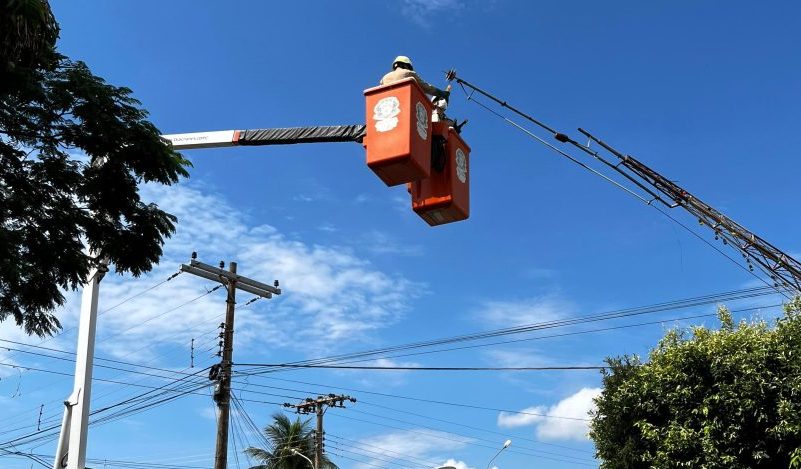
[410,122,470,226]
[364,79,433,186]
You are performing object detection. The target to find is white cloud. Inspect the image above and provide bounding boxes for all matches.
[0,311,79,378]
[317,223,338,233]
[439,459,494,469]
[353,193,371,204]
[522,267,556,280]
[497,387,601,441]
[497,406,544,428]
[484,348,549,368]
[0,323,32,378]
[397,0,494,28]
[198,406,217,421]
[391,194,410,214]
[401,0,463,19]
[17,181,424,364]
[360,230,424,256]
[353,357,422,388]
[476,296,574,327]
[353,429,472,469]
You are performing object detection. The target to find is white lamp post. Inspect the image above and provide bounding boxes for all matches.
[292,448,316,469]
[486,439,512,469]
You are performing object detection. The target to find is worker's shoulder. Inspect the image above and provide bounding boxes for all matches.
[380,69,418,85]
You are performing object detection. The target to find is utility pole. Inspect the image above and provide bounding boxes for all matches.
[181,253,281,469]
[53,256,108,469]
[284,394,356,469]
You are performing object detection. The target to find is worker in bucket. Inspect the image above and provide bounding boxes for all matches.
[380,56,450,101]
[380,56,458,128]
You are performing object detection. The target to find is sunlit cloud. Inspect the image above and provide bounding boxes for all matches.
[497,387,601,441]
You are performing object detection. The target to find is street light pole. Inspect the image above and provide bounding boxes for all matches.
[292,448,316,469]
[486,439,512,469]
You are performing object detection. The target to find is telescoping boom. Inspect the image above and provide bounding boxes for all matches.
[447,70,801,294]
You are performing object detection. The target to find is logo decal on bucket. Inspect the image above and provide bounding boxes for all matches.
[373,97,401,132]
[456,148,467,183]
[415,102,428,140]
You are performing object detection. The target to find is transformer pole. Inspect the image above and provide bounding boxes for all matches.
[214,261,236,469]
[180,253,280,469]
[284,394,356,469]
[315,404,323,469]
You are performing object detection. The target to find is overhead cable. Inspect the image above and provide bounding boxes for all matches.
[232,286,782,375]
[450,72,800,295]
[234,363,603,371]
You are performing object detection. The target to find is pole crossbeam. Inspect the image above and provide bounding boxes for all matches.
[284,394,356,469]
[180,253,281,469]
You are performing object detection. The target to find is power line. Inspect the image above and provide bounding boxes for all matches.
[325,442,425,469]
[452,73,800,294]
[0,376,208,448]
[95,284,223,344]
[0,342,214,380]
[330,412,596,467]
[0,284,224,431]
[353,401,595,462]
[326,433,444,468]
[0,351,220,445]
[0,361,206,393]
[99,271,183,316]
[1,271,185,362]
[262,302,781,367]
[0,276,231,458]
[179,256,281,469]
[237,363,604,371]
[0,338,219,437]
[0,272,198,444]
[0,367,211,449]
[1,451,213,469]
[346,408,594,462]
[8,298,771,441]
[232,286,781,377]
[227,376,590,454]
[327,450,416,469]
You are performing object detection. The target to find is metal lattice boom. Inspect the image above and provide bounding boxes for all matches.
[581,130,801,293]
[449,72,801,294]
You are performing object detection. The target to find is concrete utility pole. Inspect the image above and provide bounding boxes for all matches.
[284,394,356,469]
[53,257,108,469]
[180,253,281,469]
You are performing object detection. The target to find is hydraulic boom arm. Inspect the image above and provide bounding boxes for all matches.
[449,72,801,293]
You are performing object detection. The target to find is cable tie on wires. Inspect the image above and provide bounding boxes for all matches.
[166,271,182,281]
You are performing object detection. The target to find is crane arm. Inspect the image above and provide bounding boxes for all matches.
[162,125,365,150]
[449,72,801,293]
[580,129,801,293]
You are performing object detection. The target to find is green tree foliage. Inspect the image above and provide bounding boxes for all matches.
[1,0,190,336]
[245,413,338,469]
[791,448,801,469]
[590,297,801,468]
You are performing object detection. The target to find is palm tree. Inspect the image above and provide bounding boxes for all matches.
[245,412,338,469]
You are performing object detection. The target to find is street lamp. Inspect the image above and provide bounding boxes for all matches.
[291,448,315,469]
[486,439,512,469]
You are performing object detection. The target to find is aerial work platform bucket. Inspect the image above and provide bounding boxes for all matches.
[410,122,470,226]
[363,79,433,186]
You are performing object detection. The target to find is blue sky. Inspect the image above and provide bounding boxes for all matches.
[1,1,800,468]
